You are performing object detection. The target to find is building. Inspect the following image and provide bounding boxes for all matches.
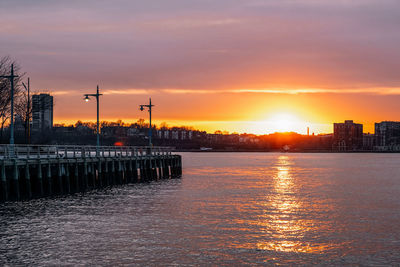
[32,93,53,132]
[172,130,179,140]
[53,125,75,137]
[375,121,400,151]
[127,127,140,137]
[333,120,363,151]
[14,114,26,133]
[363,133,375,150]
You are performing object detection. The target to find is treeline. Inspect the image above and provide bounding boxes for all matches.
[54,119,195,131]
[0,56,31,143]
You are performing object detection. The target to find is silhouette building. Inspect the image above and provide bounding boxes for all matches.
[375,121,400,150]
[333,120,363,151]
[363,133,375,150]
[32,93,53,132]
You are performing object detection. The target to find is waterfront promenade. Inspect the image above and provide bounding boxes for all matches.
[0,145,182,201]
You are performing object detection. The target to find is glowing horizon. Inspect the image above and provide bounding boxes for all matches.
[52,116,370,136]
[51,87,382,135]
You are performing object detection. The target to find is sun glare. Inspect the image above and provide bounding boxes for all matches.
[269,113,299,132]
[261,113,307,134]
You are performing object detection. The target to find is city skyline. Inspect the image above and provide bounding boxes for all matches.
[51,116,399,137]
[8,89,398,135]
[1,0,400,134]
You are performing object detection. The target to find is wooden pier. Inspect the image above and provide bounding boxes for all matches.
[0,145,182,202]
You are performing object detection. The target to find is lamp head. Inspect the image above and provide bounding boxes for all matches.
[84,95,90,102]
[140,105,144,111]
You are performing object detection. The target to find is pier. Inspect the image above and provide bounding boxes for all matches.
[0,145,182,202]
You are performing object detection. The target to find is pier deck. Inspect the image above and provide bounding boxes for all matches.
[0,145,182,201]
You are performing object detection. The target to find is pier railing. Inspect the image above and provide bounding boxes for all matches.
[0,145,173,160]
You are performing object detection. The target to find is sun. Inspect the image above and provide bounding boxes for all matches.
[269,113,297,132]
[263,112,307,134]
[242,112,308,135]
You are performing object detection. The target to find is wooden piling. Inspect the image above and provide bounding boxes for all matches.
[12,160,20,201]
[74,161,79,193]
[133,159,138,182]
[46,163,52,196]
[83,160,88,191]
[25,162,32,199]
[1,161,7,201]
[111,160,116,185]
[104,159,109,187]
[65,162,70,194]
[97,159,102,188]
[37,160,43,197]
[57,161,63,195]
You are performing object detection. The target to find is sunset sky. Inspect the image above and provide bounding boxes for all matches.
[1,0,400,134]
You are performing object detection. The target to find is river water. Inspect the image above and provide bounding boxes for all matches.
[1,153,400,265]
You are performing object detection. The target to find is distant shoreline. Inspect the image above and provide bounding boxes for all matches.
[175,149,400,153]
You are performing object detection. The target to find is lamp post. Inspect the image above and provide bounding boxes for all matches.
[139,98,154,147]
[22,77,31,144]
[84,85,102,153]
[0,64,19,146]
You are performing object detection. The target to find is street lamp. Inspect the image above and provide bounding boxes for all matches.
[22,77,31,144]
[139,98,154,147]
[83,85,103,152]
[0,64,18,147]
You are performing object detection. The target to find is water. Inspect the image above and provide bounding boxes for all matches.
[1,153,400,265]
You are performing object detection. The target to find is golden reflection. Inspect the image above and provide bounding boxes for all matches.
[256,155,326,253]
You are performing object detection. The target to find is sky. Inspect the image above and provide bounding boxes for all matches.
[1,0,400,134]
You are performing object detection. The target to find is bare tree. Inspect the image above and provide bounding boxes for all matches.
[0,56,24,143]
[14,86,32,143]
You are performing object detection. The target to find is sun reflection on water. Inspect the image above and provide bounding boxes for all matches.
[256,155,326,253]
[187,154,340,255]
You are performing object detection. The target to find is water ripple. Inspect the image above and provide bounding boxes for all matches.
[1,153,400,265]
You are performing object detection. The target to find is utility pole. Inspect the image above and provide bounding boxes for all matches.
[22,77,31,144]
[139,98,154,147]
[84,85,103,154]
[0,64,19,146]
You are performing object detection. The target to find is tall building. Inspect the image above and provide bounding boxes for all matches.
[333,120,363,151]
[375,121,400,150]
[32,93,53,132]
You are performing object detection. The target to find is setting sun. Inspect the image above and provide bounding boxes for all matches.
[266,113,306,133]
[239,113,310,135]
